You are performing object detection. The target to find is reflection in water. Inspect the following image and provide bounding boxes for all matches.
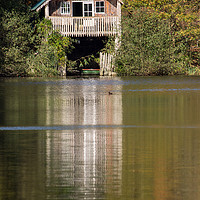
[46,129,122,199]
[1,77,200,199]
[45,78,122,199]
[122,128,200,200]
[45,79,122,126]
[1,128,200,200]
[0,132,46,200]
[122,78,200,127]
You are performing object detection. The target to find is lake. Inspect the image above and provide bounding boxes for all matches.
[0,76,200,200]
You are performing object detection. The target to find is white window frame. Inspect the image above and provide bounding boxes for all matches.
[72,1,94,17]
[83,2,93,17]
[95,1,105,14]
[60,1,70,15]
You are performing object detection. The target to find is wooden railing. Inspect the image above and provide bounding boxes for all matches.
[48,16,120,37]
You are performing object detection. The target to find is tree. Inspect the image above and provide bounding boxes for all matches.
[0,0,39,76]
[26,19,73,76]
[1,11,35,76]
[0,0,73,77]
[123,0,200,44]
[114,0,200,75]
[115,9,190,75]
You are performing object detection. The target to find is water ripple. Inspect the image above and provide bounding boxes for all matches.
[128,88,200,92]
[0,124,200,131]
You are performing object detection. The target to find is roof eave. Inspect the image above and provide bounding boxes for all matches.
[31,0,51,11]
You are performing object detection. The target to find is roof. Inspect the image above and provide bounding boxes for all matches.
[31,0,45,10]
[32,0,123,11]
[31,0,51,11]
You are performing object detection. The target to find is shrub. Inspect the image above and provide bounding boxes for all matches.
[1,10,34,76]
[115,9,190,76]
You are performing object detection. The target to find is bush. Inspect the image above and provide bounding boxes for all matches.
[26,43,59,77]
[1,10,35,76]
[0,8,74,77]
[115,9,190,76]
[29,19,73,76]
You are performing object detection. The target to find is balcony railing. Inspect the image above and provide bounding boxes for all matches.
[48,16,120,37]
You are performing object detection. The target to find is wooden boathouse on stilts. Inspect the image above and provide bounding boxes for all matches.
[32,0,123,76]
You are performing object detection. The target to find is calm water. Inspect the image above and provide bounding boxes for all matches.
[0,76,200,200]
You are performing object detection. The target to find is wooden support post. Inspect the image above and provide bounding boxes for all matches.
[100,52,116,76]
[45,4,49,18]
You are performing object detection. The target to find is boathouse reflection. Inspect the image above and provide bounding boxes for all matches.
[45,78,123,198]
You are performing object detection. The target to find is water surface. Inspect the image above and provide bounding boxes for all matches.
[0,76,200,200]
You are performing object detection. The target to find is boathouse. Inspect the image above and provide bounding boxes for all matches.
[32,0,123,75]
[32,0,122,37]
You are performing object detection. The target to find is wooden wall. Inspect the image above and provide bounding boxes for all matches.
[49,0,69,16]
[49,0,118,17]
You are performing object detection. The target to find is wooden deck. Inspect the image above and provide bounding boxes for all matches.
[48,16,120,37]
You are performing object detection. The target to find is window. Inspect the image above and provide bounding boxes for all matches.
[84,3,92,17]
[96,1,104,13]
[60,1,70,14]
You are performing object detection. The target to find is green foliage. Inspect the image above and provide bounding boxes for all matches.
[0,0,28,12]
[26,19,73,76]
[0,20,4,69]
[101,37,116,54]
[122,0,200,75]
[48,30,73,67]
[26,44,59,77]
[115,9,190,76]
[37,18,52,40]
[1,10,35,76]
[0,0,74,77]
[123,0,200,45]
[71,54,98,70]
[0,10,73,77]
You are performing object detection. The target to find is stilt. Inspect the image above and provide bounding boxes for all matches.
[100,52,115,76]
